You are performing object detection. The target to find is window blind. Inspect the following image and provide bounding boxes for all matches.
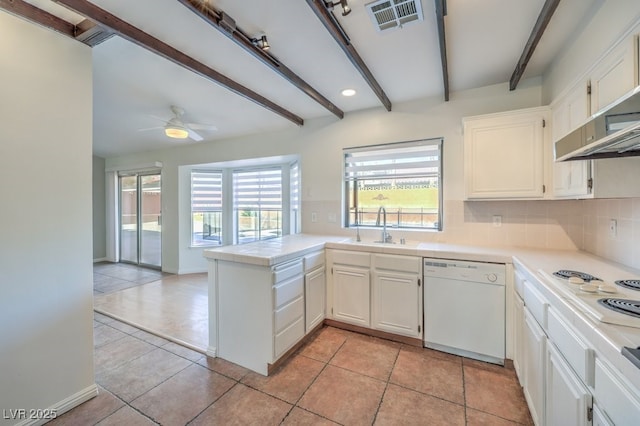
[344,140,440,181]
[191,171,222,212]
[233,168,282,210]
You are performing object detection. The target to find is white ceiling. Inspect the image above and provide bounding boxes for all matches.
[20,0,600,157]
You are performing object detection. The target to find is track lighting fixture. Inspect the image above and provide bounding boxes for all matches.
[251,34,270,51]
[325,0,351,16]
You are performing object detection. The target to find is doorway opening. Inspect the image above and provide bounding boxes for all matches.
[119,172,162,269]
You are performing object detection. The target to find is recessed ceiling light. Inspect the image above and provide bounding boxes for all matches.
[341,88,356,97]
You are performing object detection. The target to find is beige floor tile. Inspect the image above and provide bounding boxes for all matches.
[374,383,465,426]
[131,329,171,347]
[191,383,292,426]
[47,387,123,426]
[329,334,400,381]
[464,365,533,424]
[298,326,348,362]
[298,365,386,425]
[282,407,340,425]
[198,356,250,381]
[131,364,235,426]
[390,347,464,404]
[95,406,155,425]
[94,335,156,376]
[466,407,523,425]
[162,341,204,362]
[97,347,191,402]
[93,324,127,348]
[242,354,325,404]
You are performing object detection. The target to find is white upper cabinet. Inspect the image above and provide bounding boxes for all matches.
[550,80,592,198]
[464,107,549,199]
[590,35,639,114]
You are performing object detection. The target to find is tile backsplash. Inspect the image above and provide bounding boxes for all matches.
[302,198,640,270]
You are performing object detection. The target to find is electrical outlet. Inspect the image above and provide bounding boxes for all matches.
[311,212,317,223]
[492,215,502,227]
[609,219,617,238]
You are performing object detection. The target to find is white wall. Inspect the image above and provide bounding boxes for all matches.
[106,79,543,273]
[0,13,95,425]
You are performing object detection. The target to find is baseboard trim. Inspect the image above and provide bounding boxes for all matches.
[13,383,98,426]
[92,257,109,263]
[176,267,207,275]
[206,346,217,357]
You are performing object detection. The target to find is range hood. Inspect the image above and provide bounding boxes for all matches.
[555,86,640,161]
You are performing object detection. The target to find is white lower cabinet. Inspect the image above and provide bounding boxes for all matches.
[372,270,421,338]
[594,358,640,426]
[305,266,326,333]
[327,250,422,339]
[592,403,614,426]
[523,308,547,426]
[332,265,371,327]
[513,290,525,384]
[545,342,592,426]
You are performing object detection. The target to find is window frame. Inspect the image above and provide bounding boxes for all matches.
[342,138,443,232]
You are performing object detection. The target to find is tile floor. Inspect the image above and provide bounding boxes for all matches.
[52,314,533,425]
[77,263,533,425]
[94,272,208,352]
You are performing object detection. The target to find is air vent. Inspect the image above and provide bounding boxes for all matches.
[366,0,424,32]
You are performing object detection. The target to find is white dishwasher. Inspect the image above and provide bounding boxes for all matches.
[423,258,506,365]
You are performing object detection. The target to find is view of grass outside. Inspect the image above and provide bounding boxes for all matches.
[348,177,440,229]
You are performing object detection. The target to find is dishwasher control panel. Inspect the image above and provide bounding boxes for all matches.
[423,258,506,285]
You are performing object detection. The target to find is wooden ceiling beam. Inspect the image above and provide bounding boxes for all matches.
[0,0,75,38]
[306,0,392,111]
[509,0,561,91]
[177,0,344,119]
[53,0,304,126]
[434,0,450,101]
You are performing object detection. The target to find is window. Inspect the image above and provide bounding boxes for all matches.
[343,139,442,230]
[190,159,298,246]
[233,168,283,244]
[191,171,223,245]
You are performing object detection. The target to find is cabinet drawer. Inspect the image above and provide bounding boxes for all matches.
[274,316,305,359]
[331,250,370,268]
[272,260,303,283]
[373,254,421,274]
[594,358,640,426]
[273,275,304,308]
[274,296,304,334]
[304,251,325,272]
[524,279,548,329]
[548,308,593,386]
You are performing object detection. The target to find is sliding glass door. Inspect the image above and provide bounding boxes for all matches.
[119,172,162,268]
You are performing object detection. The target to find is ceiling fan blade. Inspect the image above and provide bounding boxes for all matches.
[148,115,169,124]
[138,126,164,132]
[186,123,217,131]
[188,129,203,141]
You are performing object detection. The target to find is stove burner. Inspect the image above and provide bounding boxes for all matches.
[598,298,640,319]
[553,270,600,282]
[615,279,640,291]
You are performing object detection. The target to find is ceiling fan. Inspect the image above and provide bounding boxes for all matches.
[140,105,217,141]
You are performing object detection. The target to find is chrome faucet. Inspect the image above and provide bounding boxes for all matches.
[375,206,391,243]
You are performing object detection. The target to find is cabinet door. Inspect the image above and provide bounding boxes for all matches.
[523,309,546,426]
[513,292,525,385]
[464,108,547,199]
[332,265,370,327]
[305,267,326,333]
[546,343,592,426]
[372,271,421,338]
[590,35,638,114]
[551,82,592,198]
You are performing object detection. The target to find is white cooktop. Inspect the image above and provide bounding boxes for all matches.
[538,269,640,329]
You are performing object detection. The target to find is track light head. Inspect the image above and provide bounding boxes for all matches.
[325,0,351,16]
[251,34,270,51]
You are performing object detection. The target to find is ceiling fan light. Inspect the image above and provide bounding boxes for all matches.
[165,126,189,139]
